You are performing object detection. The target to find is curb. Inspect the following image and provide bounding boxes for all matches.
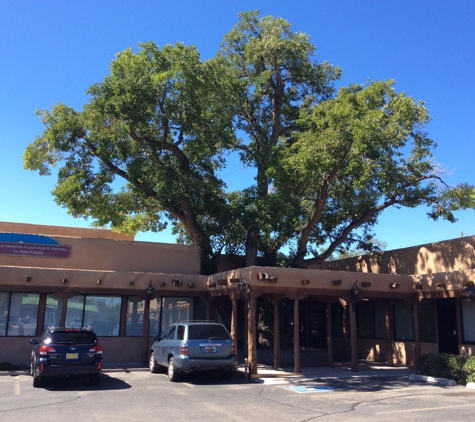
[409,374,457,386]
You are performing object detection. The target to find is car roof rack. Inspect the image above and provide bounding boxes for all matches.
[46,325,94,332]
[175,320,216,324]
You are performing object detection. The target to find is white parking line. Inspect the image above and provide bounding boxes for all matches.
[376,403,475,415]
[15,376,20,395]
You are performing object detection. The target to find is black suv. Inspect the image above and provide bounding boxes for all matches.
[30,326,103,387]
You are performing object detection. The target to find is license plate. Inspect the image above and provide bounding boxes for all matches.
[204,346,216,353]
[66,353,78,359]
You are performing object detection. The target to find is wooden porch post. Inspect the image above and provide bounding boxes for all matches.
[274,299,281,368]
[294,298,301,374]
[247,296,258,375]
[342,301,350,362]
[349,300,358,372]
[326,301,334,367]
[386,301,394,367]
[412,301,421,370]
[231,298,239,369]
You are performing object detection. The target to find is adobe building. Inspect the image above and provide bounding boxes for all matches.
[1,221,474,375]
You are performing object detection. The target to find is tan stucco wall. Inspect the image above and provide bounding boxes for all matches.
[358,340,439,366]
[460,345,475,357]
[320,235,475,276]
[0,335,156,366]
[0,225,200,275]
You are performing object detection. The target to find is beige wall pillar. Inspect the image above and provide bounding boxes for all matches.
[37,293,46,333]
[60,297,67,327]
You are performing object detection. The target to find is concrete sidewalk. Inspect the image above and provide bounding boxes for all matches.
[234,362,416,384]
[3,361,465,388]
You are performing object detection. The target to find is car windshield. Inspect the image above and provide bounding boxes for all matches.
[188,325,229,340]
[48,331,98,345]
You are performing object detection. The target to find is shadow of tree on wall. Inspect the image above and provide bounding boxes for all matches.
[393,342,414,366]
[323,236,475,277]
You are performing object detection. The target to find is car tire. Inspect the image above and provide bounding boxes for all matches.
[30,355,35,377]
[220,368,232,380]
[149,351,159,373]
[168,357,179,382]
[89,373,101,386]
[32,363,43,388]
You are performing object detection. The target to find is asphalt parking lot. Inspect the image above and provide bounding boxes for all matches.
[1,370,474,421]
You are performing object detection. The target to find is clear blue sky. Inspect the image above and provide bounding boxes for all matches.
[1,0,474,251]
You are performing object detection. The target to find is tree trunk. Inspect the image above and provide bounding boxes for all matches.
[245,232,259,267]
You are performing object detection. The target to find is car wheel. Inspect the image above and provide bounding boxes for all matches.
[149,351,159,373]
[32,362,43,388]
[89,373,101,386]
[30,355,34,377]
[220,368,232,380]
[168,357,179,382]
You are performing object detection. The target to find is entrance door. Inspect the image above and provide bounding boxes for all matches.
[436,299,459,355]
[300,299,326,349]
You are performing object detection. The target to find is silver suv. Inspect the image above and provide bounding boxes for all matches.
[149,321,236,381]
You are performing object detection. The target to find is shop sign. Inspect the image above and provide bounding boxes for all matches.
[0,242,71,258]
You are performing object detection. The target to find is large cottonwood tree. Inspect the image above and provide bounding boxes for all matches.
[219,10,341,265]
[24,11,475,274]
[23,42,236,274]
[271,80,475,267]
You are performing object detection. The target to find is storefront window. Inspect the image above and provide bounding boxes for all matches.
[65,295,85,328]
[356,301,372,338]
[149,297,162,337]
[373,302,387,340]
[126,296,144,336]
[160,297,193,333]
[331,302,344,337]
[0,292,9,336]
[84,296,121,336]
[6,293,39,336]
[394,301,414,341]
[418,300,436,342]
[461,299,475,343]
[44,294,63,332]
[66,294,121,336]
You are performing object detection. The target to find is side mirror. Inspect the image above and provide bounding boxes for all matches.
[30,339,38,345]
[153,334,160,341]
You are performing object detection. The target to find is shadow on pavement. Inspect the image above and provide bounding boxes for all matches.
[37,373,131,391]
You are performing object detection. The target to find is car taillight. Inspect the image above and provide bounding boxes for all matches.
[180,343,189,356]
[231,342,236,355]
[89,345,103,355]
[39,345,56,355]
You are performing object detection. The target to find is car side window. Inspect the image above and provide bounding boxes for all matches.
[177,325,185,340]
[160,326,171,340]
[166,326,176,340]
